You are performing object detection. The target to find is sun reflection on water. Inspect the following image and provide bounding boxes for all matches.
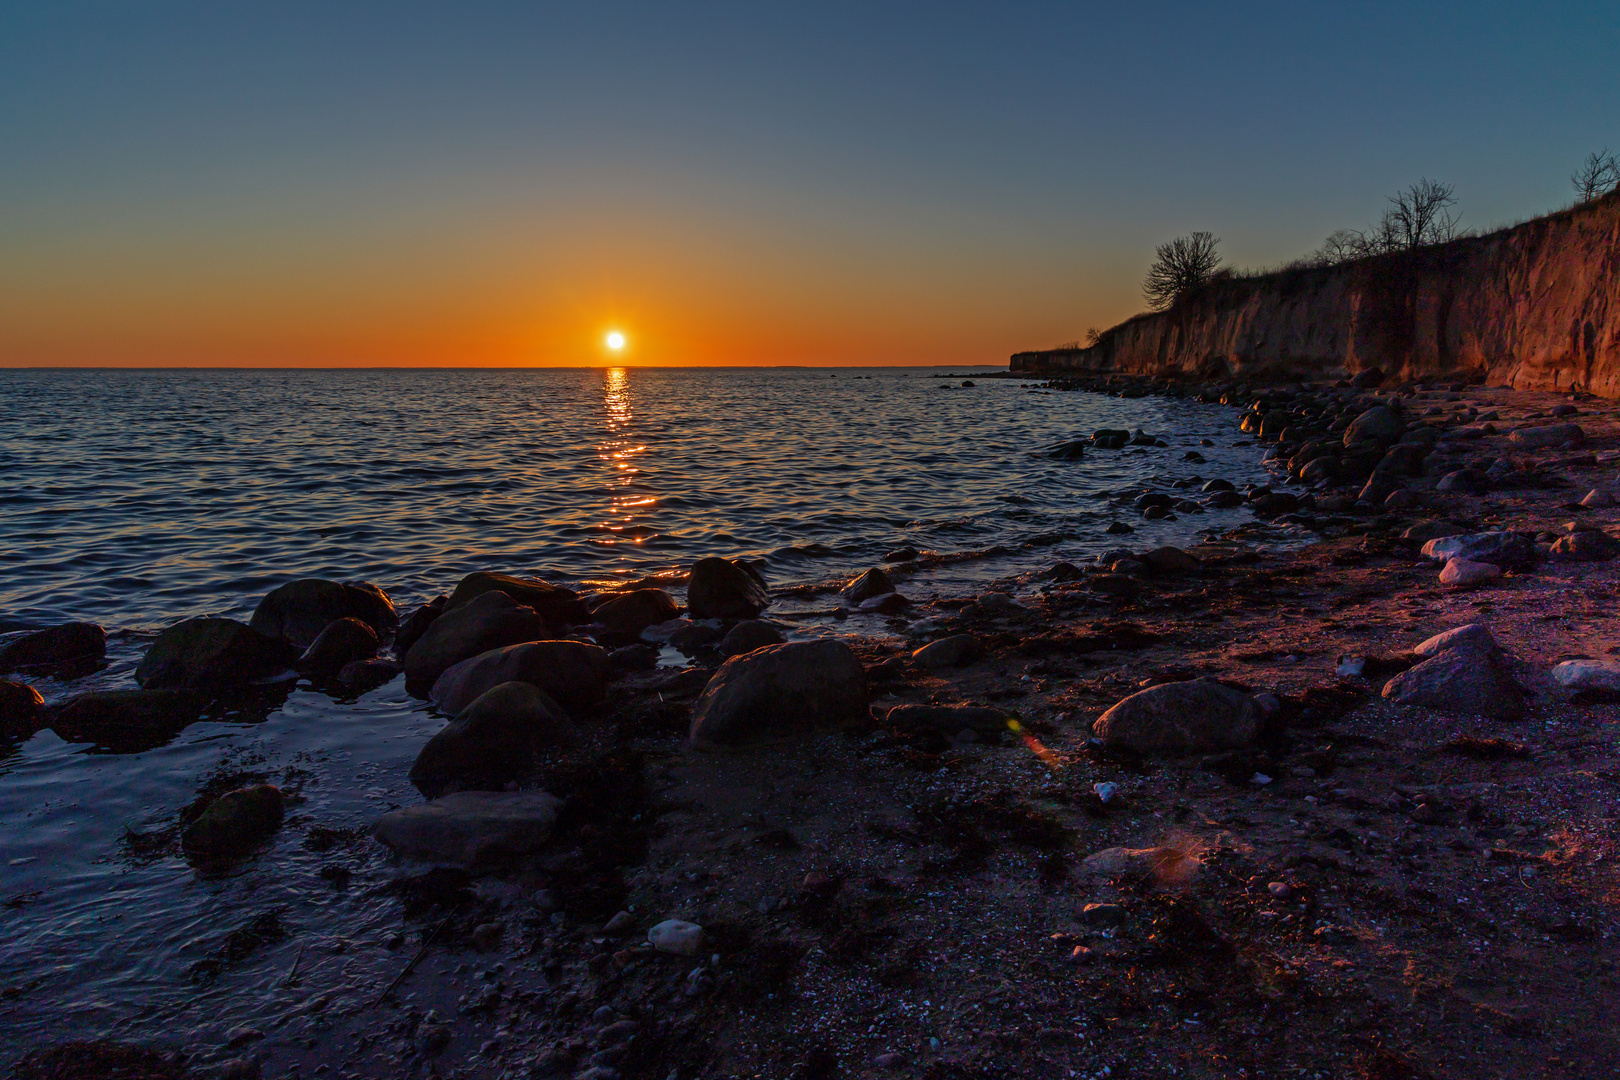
[594,367,655,559]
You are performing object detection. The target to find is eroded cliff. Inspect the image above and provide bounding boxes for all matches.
[1013,190,1620,395]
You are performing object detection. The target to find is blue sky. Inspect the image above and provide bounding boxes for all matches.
[3,1,1616,365]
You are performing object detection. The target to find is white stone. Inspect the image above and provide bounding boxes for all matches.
[647,919,705,956]
[1551,660,1620,693]
[1439,558,1501,587]
[1414,624,1496,658]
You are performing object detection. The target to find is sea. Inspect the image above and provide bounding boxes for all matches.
[0,366,1278,1065]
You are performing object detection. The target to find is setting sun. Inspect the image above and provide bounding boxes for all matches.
[605,331,626,351]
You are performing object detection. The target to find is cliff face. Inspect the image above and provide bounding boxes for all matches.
[1013,191,1620,396]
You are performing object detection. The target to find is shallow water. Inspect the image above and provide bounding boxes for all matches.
[0,366,1276,1062]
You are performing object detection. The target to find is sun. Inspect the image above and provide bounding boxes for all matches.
[605,331,626,351]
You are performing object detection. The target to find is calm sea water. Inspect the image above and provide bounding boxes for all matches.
[0,367,1273,1065]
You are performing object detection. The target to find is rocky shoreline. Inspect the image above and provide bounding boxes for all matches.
[6,371,1620,1080]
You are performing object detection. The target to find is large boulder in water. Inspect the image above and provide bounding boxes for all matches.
[51,689,210,752]
[402,591,552,696]
[249,579,397,650]
[0,679,45,736]
[181,784,284,860]
[395,594,448,655]
[446,572,586,626]
[1092,680,1258,755]
[687,558,770,620]
[842,568,894,604]
[409,682,569,798]
[688,640,867,746]
[298,617,380,675]
[430,639,611,714]
[374,790,563,867]
[134,618,297,690]
[592,589,680,637]
[0,622,106,674]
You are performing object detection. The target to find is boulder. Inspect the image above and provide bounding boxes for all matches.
[181,785,284,859]
[1080,845,1202,885]
[1551,660,1620,694]
[430,639,610,714]
[1091,680,1258,755]
[1381,648,1522,720]
[1579,488,1615,509]
[720,620,785,656]
[1419,531,1538,570]
[911,634,981,669]
[1342,406,1403,448]
[884,547,919,562]
[134,618,296,690]
[1376,443,1428,476]
[858,593,911,614]
[842,568,894,604]
[1205,490,1245,509]
[688,640,867,746]
[648,919,706,956]
[884,704,1009,736]
[0,622,106,674]
[1549,529,1620,561]
[1414,624,1495,658]
[1508,423,1584,449]
[593,589,680,636]
[298,617,379,675]
[446,571,587,625]
[51,688,210,751]
[1439,558,1501,587]
[410,682,569,798]
[686,558,771,620]
[373,791,562,867]
[0,679,44,733]
[609,643,659,671]
[1251,492,1299,516]
[402,591,552,695]
[248,579,396,650]
[337,657,403,692]
[395,594,448,655]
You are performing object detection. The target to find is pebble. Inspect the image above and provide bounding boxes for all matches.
[1267,881,1292,899]
[603,911,636,934]
[1079,902,1127,926]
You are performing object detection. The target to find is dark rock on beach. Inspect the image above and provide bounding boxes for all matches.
[720,619,785,656]
[1092,679,1259,755]
[885,703,1009,736]
[298,617,379,675]
[248,578,396,650]
[410,681,569,798]
[688,640,867,746]
[429,639,610,714]
[402,590,552,695]
[134,618,296,690]
[687,557,771,619]
[395,593,448,655]
[592,588,680,636]
[0,622,106,674]
[374,790,562,867]
[1382,646,1524,721]
[842,567,894,604]
[447,571,587,625]
[0,678,45,735]
[911,634,980,668]
[51,688,210,751]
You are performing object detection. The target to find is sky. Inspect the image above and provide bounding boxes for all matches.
[2,1,1617,368]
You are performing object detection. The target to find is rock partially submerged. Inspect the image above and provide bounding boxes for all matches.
[0,622,107,674]
[182,785,284,860]
[446,571,587,626]
[51,689,210,752]
[402,591,553,695]
[429,639,610,714]
[842,568,894,604]
[688,640,867,746]
[687,558,771,620]
[374,790,562,867]
[410,682,569,798]
[1092,680,1258,755]
[134,618,296,690]
[592,589,680,637]
[298,617,380,675]
[0,679,45,733]
[248,579,397,650]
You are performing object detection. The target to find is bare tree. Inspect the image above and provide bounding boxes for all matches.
[1084,327,1102,346]
[1572,149,1620,202]
[1142,231,1221,310]
[1313,178,1460,262]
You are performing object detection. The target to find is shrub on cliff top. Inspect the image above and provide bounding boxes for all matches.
[1572,149,1620,203]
